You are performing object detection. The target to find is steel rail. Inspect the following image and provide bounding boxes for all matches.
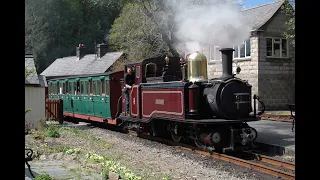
[127,130,295,180]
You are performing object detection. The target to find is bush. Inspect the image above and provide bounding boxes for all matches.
[34,173,53,180]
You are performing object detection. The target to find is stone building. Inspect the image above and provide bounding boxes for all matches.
[203,1,295,110]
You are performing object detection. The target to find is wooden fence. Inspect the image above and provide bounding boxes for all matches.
[45,99,63,124]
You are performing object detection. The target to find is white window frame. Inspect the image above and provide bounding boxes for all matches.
[208,39,251,62]
[209,45,222,61]
[233,39,251,60]
[266,37,289,58]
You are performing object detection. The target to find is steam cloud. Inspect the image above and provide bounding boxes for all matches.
[162,0,252,55]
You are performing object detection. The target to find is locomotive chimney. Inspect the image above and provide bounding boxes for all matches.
[219,48,235,80]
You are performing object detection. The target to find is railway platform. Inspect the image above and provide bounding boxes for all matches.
[248,120,295,156]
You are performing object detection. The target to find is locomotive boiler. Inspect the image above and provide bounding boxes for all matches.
[185,48,257,120]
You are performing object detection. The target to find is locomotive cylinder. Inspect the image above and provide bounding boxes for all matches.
[188,83,199,115]
[220,48,235,80]
[187,51,208,82]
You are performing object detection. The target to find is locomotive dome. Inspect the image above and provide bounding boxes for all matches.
[187,51,208,82]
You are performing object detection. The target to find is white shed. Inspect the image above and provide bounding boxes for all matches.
[25,54,47,129]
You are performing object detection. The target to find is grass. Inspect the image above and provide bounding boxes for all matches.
[26,123,173,180]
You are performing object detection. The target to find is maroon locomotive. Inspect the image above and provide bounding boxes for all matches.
[116,48,265,153]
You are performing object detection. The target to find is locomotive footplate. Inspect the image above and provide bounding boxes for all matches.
[184,117,261,124]
[222,128,256,153]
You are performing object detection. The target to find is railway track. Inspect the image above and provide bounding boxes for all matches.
[127,130,295,180]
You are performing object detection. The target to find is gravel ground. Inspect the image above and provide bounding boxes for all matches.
[26,121,281,180]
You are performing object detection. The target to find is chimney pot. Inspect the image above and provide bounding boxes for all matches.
[76,45,86,60]
[96,43,108,58]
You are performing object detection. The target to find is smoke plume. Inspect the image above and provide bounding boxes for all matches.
[162,0,252,54]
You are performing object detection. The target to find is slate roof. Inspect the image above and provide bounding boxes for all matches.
[25,54,40,85]
[40,52,124,78]
[242,0,284,30]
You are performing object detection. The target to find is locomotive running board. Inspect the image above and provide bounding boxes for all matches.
[117,115,260,124]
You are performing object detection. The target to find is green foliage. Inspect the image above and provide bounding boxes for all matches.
[281,0,295,47]
[86,151,142,180]
[34,173,53,180]
[31,118,61,140]
[25,0,127,73]
[108,1,176,63]
[45,125,60,138]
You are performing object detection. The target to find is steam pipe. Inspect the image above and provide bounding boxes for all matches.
[219,48,235,80]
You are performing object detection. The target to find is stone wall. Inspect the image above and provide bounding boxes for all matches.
[257,10,295,110]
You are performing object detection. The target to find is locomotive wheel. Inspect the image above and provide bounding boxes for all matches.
[170,131,182,143]
[210,129,229,152]
[251,128,258,142]
[194,140,206,150]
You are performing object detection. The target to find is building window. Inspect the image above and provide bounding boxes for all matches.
[209,39,251,61]
[266,37,288,58]
[209,46,221,60]
[233,39,251,59]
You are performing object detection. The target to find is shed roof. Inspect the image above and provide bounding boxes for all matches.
[25,54,40,85]
[40,52,124,78]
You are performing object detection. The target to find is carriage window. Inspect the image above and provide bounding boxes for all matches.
[73,82,77,95]
[59,83,63,94]
[97,80,101,96]
[68,82,72,94]
[65,82,68,94]
[80,82,84,95]
[92,81,96,95]
[62,83,66,94]
[86,81,90,95]
[101,79,105,96]
[106,80,110,96]
[89,80,93,95]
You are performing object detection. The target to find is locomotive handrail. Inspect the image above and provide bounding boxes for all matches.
[253,95,265,117]
[116,96,122,118]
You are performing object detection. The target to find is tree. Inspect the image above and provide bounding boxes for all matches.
[25,0,126,73]
[109,0,247,64]
[281,0,295,47]
[108,2,173,62]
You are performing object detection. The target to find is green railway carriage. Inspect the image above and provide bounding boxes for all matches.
[47,71,124,124]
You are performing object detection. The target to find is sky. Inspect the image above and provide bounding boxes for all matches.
[242,0,277,9]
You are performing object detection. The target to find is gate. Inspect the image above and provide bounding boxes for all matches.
[45,99,63,124]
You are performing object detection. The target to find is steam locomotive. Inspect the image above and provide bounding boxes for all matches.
[47,48,265,153]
